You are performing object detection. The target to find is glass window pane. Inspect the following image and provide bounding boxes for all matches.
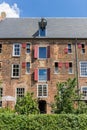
[39,69,47,81]
[39,47,46,58]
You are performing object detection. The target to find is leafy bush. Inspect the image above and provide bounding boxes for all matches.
[0,114,87,130]
[15,92,39,115]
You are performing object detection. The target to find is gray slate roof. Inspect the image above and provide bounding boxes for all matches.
[0,18,87,38]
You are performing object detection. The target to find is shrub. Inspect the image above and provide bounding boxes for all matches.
[0,114,87,130]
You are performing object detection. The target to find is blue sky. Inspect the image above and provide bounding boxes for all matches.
[0,0,87,17]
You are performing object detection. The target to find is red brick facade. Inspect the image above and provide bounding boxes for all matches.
[0,39,87,113]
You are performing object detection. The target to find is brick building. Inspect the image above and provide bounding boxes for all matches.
[0,18,87,113]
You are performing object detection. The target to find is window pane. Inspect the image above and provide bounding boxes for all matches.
[0,44,2,53]
[68,44,72,53]
[13,44,20,56]
[38,84,47,97]
[39,69,47,81]
[54,62,58,73]
[43,85,47,96]
[12,64,20,77]
[82,87,87,96]
[80,62,87,76]
[17,88,25,98]
[38,85,42,96]
[26,62,30,73]
[39,47,46,58]
[26,43,30,53]
[40,28,46,36]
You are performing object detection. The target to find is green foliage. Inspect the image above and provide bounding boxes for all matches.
[52,78,87,114]
[15,92,39,115]
[0,108,15,114]
[0,114,87,130]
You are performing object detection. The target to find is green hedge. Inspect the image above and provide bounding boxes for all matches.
[0,114,87,130]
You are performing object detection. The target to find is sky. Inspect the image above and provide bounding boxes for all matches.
[0,0,87,18]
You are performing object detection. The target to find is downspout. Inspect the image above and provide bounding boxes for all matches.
[75,38,79,96]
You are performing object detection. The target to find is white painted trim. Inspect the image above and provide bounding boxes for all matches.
[37,84,48,98]
[80,61,87,77]
[11,64,20,78]
[13,43,21,57]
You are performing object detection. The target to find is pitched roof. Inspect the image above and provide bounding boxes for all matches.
[0,18,87,38]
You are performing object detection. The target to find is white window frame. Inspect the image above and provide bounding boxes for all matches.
[26,42,30,54]
[26,62,30,74]
[12,64,20,78]
[38,46,47,59]
[16,88,25,98]
[13,43,21,56]
[38,68,47,82]
[80,61,87,77]
[37,84,48,98]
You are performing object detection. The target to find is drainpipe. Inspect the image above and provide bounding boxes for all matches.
[75,38,79,96]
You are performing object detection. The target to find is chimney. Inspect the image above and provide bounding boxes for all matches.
[0,12,6,21]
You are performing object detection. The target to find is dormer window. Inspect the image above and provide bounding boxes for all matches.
[39,18,47,37]
[39,28,46,36]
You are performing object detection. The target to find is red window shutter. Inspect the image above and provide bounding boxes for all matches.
[34,45,38,58]
[58,62,63,68]
[78,44,82,49]
[34,69,38,81]
[22,62,26,68]
[22,43,26,48]
[65,62,69,68]
[64,47,68,53]
[47,68,50,81]
[47,46,50,58]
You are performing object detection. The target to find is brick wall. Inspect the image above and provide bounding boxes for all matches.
[0,39,87,113]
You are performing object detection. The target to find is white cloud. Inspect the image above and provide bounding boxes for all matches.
[0,2,20,18]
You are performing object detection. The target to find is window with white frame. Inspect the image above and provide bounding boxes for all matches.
[0,44,2,53]
[80,62,87,77]
[69,62,73,74]
[0,88,3,107]
[37,84,48,97]
[68,44,72,53]
[16,88,25,98]
[13,43,20,56]
[39,47,47,59]
[38,69,47,81]
[82,87,87,96]
[12,64,20,78]
[54,62,58,73]
[26,62,30,74]
[26,43,30,53]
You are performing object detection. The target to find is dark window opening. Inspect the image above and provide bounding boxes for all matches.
[82,44,85,54]
[54,62,58,73]
[0,44,2,53]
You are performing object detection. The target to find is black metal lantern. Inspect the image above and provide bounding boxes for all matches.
[39,18,47,30]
